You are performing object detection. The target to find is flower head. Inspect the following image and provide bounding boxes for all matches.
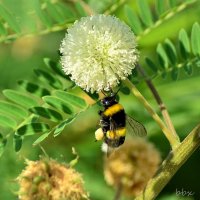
[60,14,138,93]
[17,159,89,200]
[104,138,161,196]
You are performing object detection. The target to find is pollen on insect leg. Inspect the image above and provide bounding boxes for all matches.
[106,131,115,139]
[95,128,104,141]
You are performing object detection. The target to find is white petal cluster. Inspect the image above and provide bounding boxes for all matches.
[60,14,138,93]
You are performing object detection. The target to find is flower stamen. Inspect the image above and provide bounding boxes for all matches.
[60,14,138,93]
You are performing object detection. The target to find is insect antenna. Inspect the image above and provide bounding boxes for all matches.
[101,90,107,96]
[108,86,120,97]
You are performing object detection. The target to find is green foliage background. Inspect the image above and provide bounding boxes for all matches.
[0,0,200,199]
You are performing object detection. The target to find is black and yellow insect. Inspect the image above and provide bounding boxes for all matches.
[95,92,147,150]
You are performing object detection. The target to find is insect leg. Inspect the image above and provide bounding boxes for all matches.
[98,110,104,115]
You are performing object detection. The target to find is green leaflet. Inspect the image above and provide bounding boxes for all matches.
[184,63,193,75]
[55,2,76,20]
[171,68,179,81]
[13,134,23,152]
[124,5,142,34]
[53,90,87,109]
[33,132,51,146]
[15,122,50,136]
[0,100,28,119]
[120,86,130,95]
[157,43,169,69]
[43,96,74,114]
[75,2,87,17]
[145,57,158,72]
[31,116,40,123]
[0,4,20,33]
[169,0,177,8]
[137,0,153,27]
[24,10,37,33]
[45,0,65,23]
[34,69,63,89]
[191,22,200,56]
[195,60,200,68]
[179,29,190,59]
[33,0,52,28]
[0,22,7,35]
[0,114,17,129]
[155,0,165,16]
[164,39,177,65]
[29,107,63,122]
[0,133,7,157]
[18,80,50,97]
[3,89,39,108]
[54,115,77,137]
[43,58,67,79]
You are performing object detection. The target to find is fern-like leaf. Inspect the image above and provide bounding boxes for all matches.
[0,0,89,43]
[144,22,200,80]
[0,58,90,153]
[124,0,197,42]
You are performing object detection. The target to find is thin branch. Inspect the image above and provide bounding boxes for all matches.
[0,22,73,43]
[124,79,180,149]
[136,64,179,142]
[135,124,200,200]
[113,183,123,200]
[104,0,128,15]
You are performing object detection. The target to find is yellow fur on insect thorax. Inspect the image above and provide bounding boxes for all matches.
[106,128,126,139]
[103,103,124,117]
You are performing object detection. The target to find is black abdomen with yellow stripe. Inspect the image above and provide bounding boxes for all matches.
[99,96,126,148]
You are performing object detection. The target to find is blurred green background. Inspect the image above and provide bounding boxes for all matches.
[0,0,200,200]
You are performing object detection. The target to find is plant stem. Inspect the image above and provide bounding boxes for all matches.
[135,124,200,200]
[136,64,179,142]
[113,183,123,200]
[104,0,128,15]
[124,79,180,149]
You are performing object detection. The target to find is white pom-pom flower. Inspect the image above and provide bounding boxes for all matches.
[60,14,138,93]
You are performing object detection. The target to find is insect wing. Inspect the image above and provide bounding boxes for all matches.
[126,115,147,137]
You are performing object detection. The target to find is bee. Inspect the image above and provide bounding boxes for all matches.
[95,92,147,152]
